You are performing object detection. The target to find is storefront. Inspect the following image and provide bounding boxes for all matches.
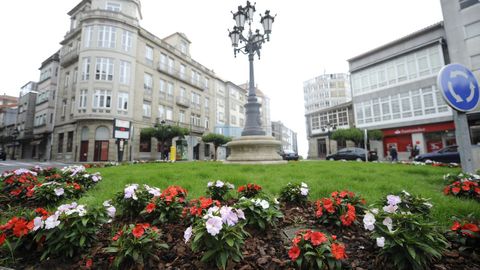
[382,122,456,160]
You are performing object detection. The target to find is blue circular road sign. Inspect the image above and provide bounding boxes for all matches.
[437,63,480,112]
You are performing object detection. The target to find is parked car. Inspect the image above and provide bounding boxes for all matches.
[0,149,6,161]
[414,145,460,163]
[280,150,299,161]
[326,147,378,162]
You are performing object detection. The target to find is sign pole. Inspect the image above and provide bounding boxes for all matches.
[453,111,475,172]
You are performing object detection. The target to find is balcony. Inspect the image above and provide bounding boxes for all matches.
[175,96,190,107]
[156,118,206,135]
[60,46,79,67]
[157,62,207,91]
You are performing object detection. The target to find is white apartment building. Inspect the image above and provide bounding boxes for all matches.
[303,73,351,114]
[52,0,219,162]
[348,22,455,160]
[271,121,298,152]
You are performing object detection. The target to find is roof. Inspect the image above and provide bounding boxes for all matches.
[68,0,91,16]
[39,51,60,70]
[163,32,191,43]
[347,22,444,62]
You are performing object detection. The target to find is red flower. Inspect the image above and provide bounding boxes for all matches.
[331,235,337,240]
[443,186,450,195]
[200,197,213,209]
[310,231,327,246]
[0,233,6,246]
[331,243,347,260]
[85,258,93,268]
[73,183,81,190]
[132,224,145,238]
[145,203,156,213]
[238,186,245,192]
[339,191,348,198]
[451,187,461,194]
[13,218,31,237]
[288,246,301,261]
[331,191,339,198]
[451,221,461,231]
[462,184,471,191]
[462,223,479,233]
[322,198,335,213]
[35,208,49,217]
[140,223,150,229]
[475,187,480,194]
[112,230,123,241]
[292,236,301,246]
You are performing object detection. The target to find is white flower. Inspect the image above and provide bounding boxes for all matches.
[207,182,213,187]
[45,215,60,229]
[220,206,239,226]
[103,200,112,207]
[54,188,65,196]
[401,190,410,196]
[386,195,401,206]
[363,212,376,231]
[423,202,433,208]
[215,180,224,188]
[376,237,385,247]
[259,200,270,209]
[205,216,223,236]
[106,206,116,218]
[92,174,101,182]
[184,226,193,243]
[144,184,161,197]
[273,198,280,205]
[226,183,235,189]
[300,187,309,196]
[124,184,139,200]
[14,168,37,176]
[371,208,379,215]
[235,209,245,220]
[204,206,220,219]
[382,217,393,232]
[383,204,398,214]
[301,182,308,188]
[33,217,44,231]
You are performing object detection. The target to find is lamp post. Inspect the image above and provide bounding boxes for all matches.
[322,122,336,155]
[11,128,19,160]
[228,1,275,136]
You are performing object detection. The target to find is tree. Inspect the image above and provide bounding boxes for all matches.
[140,124,189,159]
[367,130,384,141]
[202,133,232,161]
[331,128,364,147]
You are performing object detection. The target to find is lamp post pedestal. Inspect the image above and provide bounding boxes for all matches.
[225,136,286,164]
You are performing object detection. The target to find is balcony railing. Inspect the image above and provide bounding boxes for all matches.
[156,118,206,135]
[60,46,80,67]
[158,62,207,91]
[175,96,190,107]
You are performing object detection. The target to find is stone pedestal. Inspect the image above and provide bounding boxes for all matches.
[224,136,287,164]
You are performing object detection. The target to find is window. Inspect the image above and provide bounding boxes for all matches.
[144,73,153,95]
[190,113,201,126]
[93,90,112,108]
[79,89,88,108]
[145,45,153,65]
[180,40,187,54]
[168,57,174,73]
[166,107,173,120]
[459,0,479,10]
[62,100,67,117]
[205,118,210,129]
[95,58,114,81]
[179,110,185,123]
[106,2,121,11]
[67,131,74,152]
[142,102,151,117]
[117,92,128,111]
[58,133,64,153]
[231,115,237,125]
[180,64,186,79]
[98,25,116,48]
[71,98,75,115]
[159,79,166,93]
[204,78,209,89]
[167,82,174,96]
[160,53,167,70]
[122,30,133,52]
[64,72,70,88]
[81,57,90,80]
[180,87,186,98]
[84,26,93,47]
[204,97,209,109]
[158,105,165,119]
[73,68,78,83]
[140,136,151,152]
[119,61,130,84]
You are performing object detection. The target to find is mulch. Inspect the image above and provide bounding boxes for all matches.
[4,202,480,270]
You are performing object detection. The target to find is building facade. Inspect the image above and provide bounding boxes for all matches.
[214,81,246,138]
[305,101,355,159]
[440,0,480,169]
[51,0,221,162]
[271,121,298,153]
[303,73,351,115]
[16,82,38,159]
[0,94,18,155]
[348,22,455,160]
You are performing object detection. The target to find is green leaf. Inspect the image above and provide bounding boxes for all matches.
[226,238,234,247]
[80,235,86,247]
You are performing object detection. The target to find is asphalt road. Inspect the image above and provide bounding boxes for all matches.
[0,160,72,174]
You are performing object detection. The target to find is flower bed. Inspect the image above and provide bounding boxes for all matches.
[1,176,480,269]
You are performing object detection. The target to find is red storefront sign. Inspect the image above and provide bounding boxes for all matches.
[382,122,455,137]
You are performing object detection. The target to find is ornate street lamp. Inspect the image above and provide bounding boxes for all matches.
[228,1,275,136]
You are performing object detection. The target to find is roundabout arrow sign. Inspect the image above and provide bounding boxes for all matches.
[438,63,480,112]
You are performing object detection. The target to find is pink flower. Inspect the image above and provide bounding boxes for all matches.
[206,216,223,236]
[184,226,192,243]
[220,206,238,226]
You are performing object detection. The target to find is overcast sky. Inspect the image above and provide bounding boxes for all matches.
[0,0,444,157]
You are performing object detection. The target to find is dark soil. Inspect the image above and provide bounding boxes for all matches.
[3,202,480,270]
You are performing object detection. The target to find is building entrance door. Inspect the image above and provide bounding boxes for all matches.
[80,141,88,162]
[317,138,327,159]
[94,141,109,161]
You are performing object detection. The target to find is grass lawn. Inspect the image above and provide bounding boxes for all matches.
[79,161,479,226]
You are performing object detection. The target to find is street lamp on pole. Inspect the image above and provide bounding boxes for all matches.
[228,1,275,136]
[321,122,336,155]
[11,128,19,160]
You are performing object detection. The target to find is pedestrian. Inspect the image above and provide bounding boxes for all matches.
[407,144,412,160]
[389,145,398,162]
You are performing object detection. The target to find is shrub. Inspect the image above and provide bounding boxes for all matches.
[183,196,221,223]
[363,193,448,270]
[142,185,188,224]
[391,190,433,216]
[33,202,110,260]
[443,172,480,185]
[104,223,168,268]
[59,165,102,188]
[114,184,157,220]
[447,217,479,253]
[287,229,346,269]
[185,205,248,269]
[315,190,366,227]
[235,196,283,230]
[32,181,83,205]
[237,183,262,198]
[206,180,235,201]
[443,179,480,201]
[1,169,38,200]
[279,182,309,205]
